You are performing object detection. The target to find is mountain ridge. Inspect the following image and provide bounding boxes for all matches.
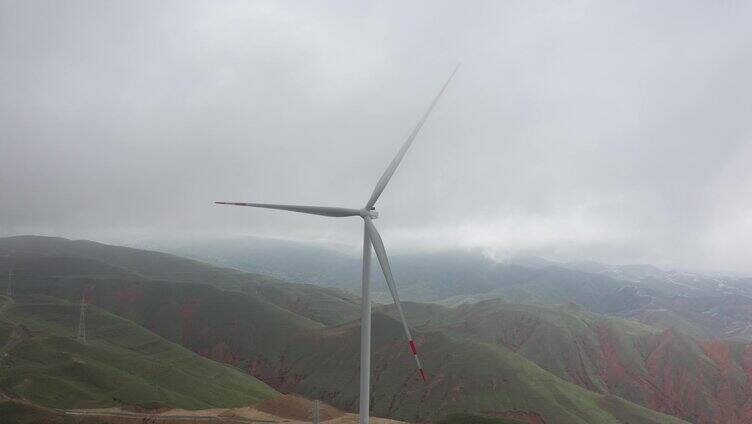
[0,235,691,423]
[136,236,752,341]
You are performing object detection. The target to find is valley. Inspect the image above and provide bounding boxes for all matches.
[145,236,752,341]
[3,236,750,423]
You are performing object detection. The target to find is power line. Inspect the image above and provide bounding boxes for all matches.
[77,294,86,344]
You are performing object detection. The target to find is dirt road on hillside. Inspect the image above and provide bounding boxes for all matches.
[67,395,406,424]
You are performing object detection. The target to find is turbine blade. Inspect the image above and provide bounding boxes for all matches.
[364,219,427,382]
[365,65,459,210]
[215,202,361,217]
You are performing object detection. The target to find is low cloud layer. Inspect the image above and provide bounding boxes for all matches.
[2,1,751,273]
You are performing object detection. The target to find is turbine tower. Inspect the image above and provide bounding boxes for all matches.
[216,67,458,423]
[6,269,12,299]
[77,294,87,343]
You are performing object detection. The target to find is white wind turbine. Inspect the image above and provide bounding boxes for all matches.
[216,67,457,423]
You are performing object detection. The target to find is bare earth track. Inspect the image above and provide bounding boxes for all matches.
[4,395,407,424]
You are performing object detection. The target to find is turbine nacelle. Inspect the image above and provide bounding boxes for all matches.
[360,209,379,220]
[216,66,458,424]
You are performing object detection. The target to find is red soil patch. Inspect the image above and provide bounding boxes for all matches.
[595,324,631,385]
[202,341,237,365]
[114,285,143,314]
[247,356,306,392]
[698,340,737,372]
[179,298,200,344]
[82,285,96,304]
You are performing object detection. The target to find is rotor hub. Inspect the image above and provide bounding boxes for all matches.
[361,209,379,219]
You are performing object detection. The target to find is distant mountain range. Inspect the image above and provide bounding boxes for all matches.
[139,236,752,340]
[6,235,752,422]
[0,235,694,423]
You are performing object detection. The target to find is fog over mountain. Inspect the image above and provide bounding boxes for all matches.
[2,1,751,273]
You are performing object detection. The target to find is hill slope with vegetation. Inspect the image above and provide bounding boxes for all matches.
[0,236,694,423]
[382,299,752,424]
[0,294,278,410]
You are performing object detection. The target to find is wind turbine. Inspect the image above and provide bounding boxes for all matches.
[216,67,457,423]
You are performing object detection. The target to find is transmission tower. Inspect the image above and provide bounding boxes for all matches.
[6,269,12,299]
[77,294,86,343]
[312,400,320,424]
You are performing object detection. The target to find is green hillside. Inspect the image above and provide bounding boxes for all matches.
[0,236,361,326]
[0,294,278,410]
[0,237,694,422]
[435,413,526,424]
[0,235,258,286]
[383,299,750,424]
[276,312,689,423]
[0,399,106,424]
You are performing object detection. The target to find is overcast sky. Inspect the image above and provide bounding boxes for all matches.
[1,1,751,273]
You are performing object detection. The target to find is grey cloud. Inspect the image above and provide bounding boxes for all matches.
[1,0,751,273]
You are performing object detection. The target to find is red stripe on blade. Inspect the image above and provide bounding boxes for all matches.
[409,340,417,355]
[419,368,427,382]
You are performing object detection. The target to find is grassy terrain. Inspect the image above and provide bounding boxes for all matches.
[435,413,525,424]
[381,299,747,423]
[269,313,688,423]
[0,236,696,423]
[0,399,112,424]
[0,236,361,326]
[0,296,278,410]
[385,300,660,394]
